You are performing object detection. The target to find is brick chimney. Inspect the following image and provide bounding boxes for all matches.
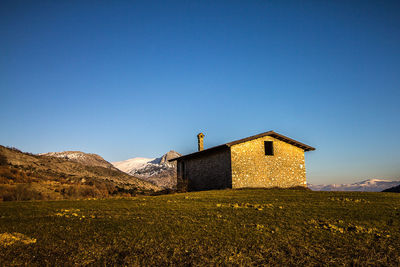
[197,133,204,151]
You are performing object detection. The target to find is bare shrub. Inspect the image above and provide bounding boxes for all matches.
[0,166,32,183]
[0,184,44,201]
[61,183,112,199]
[6,146,22,153]
[0,153,7,166]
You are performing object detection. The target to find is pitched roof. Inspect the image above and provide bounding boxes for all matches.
[169,131,315,162]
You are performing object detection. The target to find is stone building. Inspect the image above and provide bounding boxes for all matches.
[169,131,315,191]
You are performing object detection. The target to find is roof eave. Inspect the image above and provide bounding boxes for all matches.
[225,130,315,152]
[268,132,315,152]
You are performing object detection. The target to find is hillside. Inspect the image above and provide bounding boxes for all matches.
[308,179,400,192]
[0,189,399,265]
[0,146,160,201]
[383,184,400,193]
[112,150,181,189]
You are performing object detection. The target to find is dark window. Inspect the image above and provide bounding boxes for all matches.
[264,141,274,156]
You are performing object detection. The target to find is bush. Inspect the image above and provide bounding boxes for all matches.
[0,184,44,201]
[0,153,7,166]
[6,146,22,153]
[61,183,112,199]
[0,166,32,183]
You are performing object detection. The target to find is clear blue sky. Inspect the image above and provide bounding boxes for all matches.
[1,1,399,184]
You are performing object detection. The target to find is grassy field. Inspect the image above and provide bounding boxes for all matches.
[0,189,399,266]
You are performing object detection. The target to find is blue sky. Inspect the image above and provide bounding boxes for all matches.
[1,1,399,184]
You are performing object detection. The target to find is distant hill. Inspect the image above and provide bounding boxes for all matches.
[112,150,181,189]
[40,151,119,171]
[0,145,160,201]
[308,179,400,192]
[382,184,400,193]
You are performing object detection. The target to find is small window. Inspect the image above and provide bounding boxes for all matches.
[264,141,274,156]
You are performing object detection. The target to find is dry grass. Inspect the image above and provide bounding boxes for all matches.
[0,232,36,247]
[0,189,399,265]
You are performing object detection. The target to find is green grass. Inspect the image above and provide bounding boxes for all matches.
[0,189,399,265]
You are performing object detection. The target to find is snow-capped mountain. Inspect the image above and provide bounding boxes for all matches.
[308,179,400,192]
[112,150,181,189]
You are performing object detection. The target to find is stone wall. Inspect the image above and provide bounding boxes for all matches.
[178,148,232,191]
[230,136,306,188]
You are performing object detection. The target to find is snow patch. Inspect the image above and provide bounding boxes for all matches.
[112,157,156,173]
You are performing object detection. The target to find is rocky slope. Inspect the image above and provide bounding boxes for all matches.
[308,179,400,192]
[112,150,181,189]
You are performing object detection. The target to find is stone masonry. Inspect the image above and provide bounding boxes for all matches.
[230,136,306,188]
[177,148,231,191]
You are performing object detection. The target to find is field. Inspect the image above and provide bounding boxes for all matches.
[0,189,399,266]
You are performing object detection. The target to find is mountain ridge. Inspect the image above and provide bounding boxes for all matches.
[40,151,119,171]
[308,179,400,192]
